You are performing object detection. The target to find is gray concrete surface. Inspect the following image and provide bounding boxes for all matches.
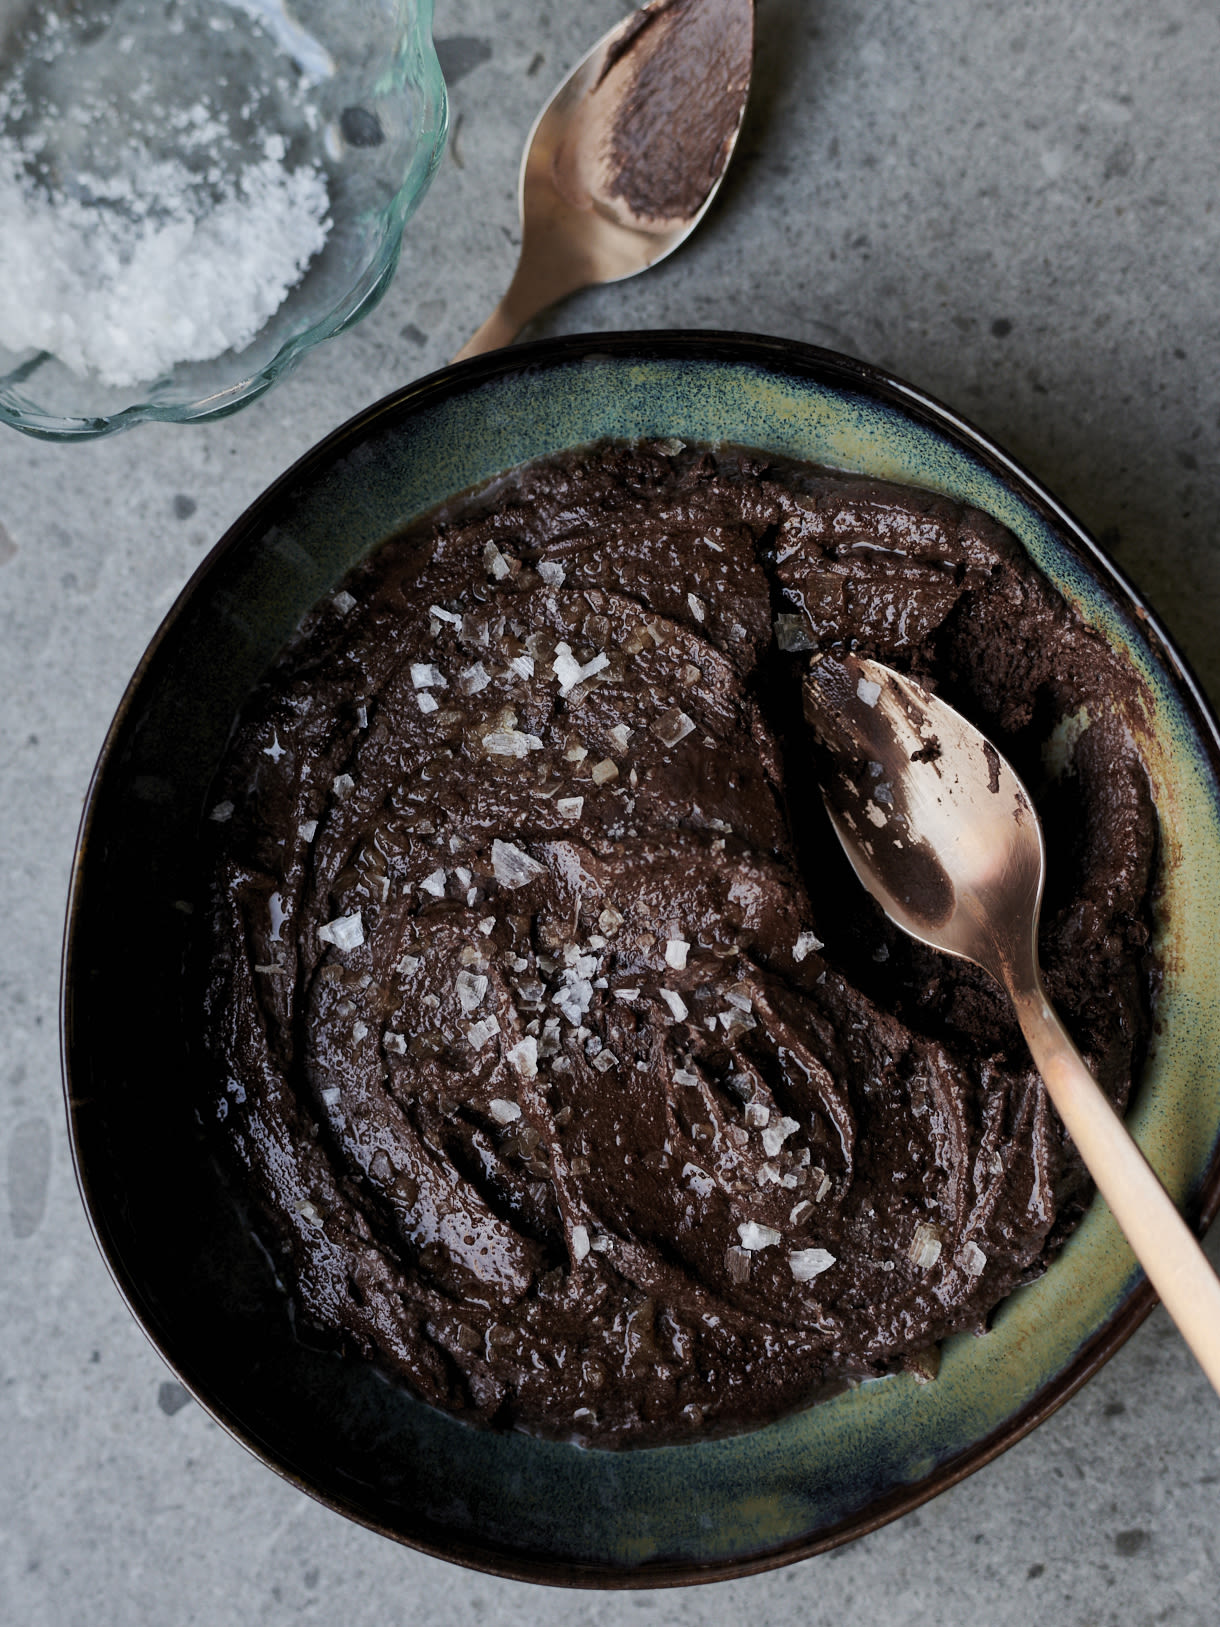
[3,0,1220,1621]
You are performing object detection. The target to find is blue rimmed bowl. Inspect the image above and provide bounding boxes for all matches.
[61,333,1220,1583]
[0,0,446,440]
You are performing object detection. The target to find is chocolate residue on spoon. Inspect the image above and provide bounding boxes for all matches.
[600,0,754,223]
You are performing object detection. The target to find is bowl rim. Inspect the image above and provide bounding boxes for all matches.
[60,329,1220,1587]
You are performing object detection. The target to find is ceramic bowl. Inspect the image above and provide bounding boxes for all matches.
[61,332,1220,1585]
[0,0,445,440]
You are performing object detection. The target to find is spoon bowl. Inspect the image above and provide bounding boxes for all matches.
[453,0,753,361]
[802,653,1045,990]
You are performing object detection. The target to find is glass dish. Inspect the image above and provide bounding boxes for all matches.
[0,0,446,439]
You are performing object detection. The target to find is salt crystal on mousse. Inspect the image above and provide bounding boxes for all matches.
[737,1221,781,1251]
[665,939,690,970]
[318,911,363,951]
[419,868,447,898]
[492,839,546,888]
[507,1037,538,1077]
[856,677,882,708]
[467,1016,500,1050]
[659,989,688,1022]
[652,709,695,747]
[210,801,234,822]
[488,1097,520,1122]
[788,1248,836,1281]
[571,1224,591,1262]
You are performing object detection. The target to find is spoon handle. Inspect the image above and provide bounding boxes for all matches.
[1011,981,1220,1397]
[452,299,521,364]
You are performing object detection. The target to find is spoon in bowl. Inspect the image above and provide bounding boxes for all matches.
[803,651,1220,1396]
[452,0,754,363]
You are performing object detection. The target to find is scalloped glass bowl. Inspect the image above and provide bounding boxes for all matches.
[0,0,446,440]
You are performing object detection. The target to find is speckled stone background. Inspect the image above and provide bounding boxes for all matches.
[3,1,1219,1621]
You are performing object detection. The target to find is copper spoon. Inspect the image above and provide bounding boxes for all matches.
[803,652,1220,1395]
[452,0,754,364]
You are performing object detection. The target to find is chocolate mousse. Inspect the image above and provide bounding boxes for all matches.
[198,441,1157,1446]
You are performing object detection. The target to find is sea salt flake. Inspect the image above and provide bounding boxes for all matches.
[507,1037,539,1078]
[298,819,318,842]
[789,1247,836,1282]
[508,655,535,681]
[652,708,695,747]
[556,796,584,820]
[411,662,447,690]
[537,560,566,587]
[318,911,364,951]
[909,1222,943,1271]
[485,544,512,580]
[686,592,706,622]
[456,970,488,1013]
[665,939,690,970]
[492,839,545,889]
[684,1163,715,1198]
[478,917,496,936]
[459,662,492,695]
[789,1200,813,1226]
[397,953,421,974]
[263,733,286,762]
[483,729,538,757]
[660,988,689,1022]
[591,758,618,785]
[351,1021,368,1043]
[570,1224,591,1263]
[419,868,448,898]
[210,800,234,822]
[744,1102,770,1128]
[793,930,824,963]
[737,1221,781,1251]
[608,724,633,752]
[857,677,882,708]
[552,642,610,695]
[673,1068,699,1087]
[565,743,588,762]
[592,1050,618,1072]
[429,604,462,624]
[331,773,355,799]
[488,1096,521,1122]
[725,1245,752,1284]
[761,1116,800,1158]
[333,591,357,614]
[321,1086,341,1107]
[384,1030,407,1055]
[416,692,439,715]
[961,1240,987,1277]
[467,1016,501,1050]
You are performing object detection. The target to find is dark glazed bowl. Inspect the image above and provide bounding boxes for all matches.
[62,333,1220,1585]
